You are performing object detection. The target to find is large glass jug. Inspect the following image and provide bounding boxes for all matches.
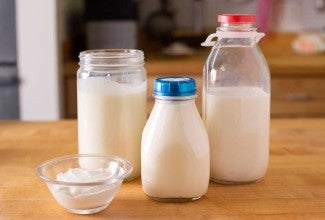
[202,14,270,184]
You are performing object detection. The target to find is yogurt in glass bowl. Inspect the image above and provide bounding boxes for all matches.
[36,155,132,214]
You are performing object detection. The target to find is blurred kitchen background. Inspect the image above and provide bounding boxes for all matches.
[0,0,325,120]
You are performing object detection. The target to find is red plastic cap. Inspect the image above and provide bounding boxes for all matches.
[218,14,256,23]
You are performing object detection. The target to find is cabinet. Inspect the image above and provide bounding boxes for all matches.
[271,76,325,117]
[64,33,325,118]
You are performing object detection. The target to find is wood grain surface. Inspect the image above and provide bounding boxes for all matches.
[0,119,325,219]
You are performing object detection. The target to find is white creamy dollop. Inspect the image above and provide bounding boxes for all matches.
[55,168,114,197]
[57,168,113,183]
[49,168,121,212]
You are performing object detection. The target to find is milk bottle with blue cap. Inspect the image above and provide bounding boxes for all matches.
[141,76,210,202]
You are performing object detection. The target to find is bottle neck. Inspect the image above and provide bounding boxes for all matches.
[154,98,196,109]
[218,22,256,32]
[154,95,196,102]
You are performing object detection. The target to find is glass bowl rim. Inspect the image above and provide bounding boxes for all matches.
[36,154,133,187]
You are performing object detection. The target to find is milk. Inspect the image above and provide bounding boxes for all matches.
[141,99,210,200]
[205,87,270,183]
[77,77,146,180]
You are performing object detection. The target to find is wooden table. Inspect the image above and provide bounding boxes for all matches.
[1,119,325,219]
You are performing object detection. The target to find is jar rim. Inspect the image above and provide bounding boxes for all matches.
[79,49,144,59]
[78,49,145,68]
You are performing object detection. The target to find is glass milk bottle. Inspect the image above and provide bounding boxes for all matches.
[201,14,270,184]
[141,77,210,202]
[77,49,147,180]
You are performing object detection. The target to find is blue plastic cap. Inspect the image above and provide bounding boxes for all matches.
[154,76,197,96]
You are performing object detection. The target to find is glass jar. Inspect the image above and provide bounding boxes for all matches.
[77,49,147,180]
[141,76,210,202]
[202,14,270,184]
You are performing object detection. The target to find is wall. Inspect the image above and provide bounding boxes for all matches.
[138,0,325,32]
[16,0,63,120]
[138,0,257,32]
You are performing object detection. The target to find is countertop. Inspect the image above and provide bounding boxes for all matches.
[1,119,325,219]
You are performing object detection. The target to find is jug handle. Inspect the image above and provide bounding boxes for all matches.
[201,32,265,47]
[201,33,218,47]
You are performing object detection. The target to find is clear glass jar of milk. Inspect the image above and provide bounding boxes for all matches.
[141,76,210,202]
[202,14,270,184]
[77,49,147,180]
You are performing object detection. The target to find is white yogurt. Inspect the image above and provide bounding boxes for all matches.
[205,87,270,183]
[50,168,120,212]
[77,77,147,180]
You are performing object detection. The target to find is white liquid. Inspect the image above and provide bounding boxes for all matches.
[205,87,270,183]
[141,99,210,200]
[50,168,121,212]
[77,78,146,180]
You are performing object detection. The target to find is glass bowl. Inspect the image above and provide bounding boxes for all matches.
[36,154,132,214]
